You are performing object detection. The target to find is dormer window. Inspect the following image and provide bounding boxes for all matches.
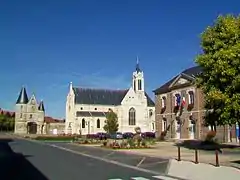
[161,96,166,108]
[188,91,194,105]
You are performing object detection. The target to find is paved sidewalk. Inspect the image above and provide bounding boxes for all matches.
[167,159,240,180]
[116,142,240,167]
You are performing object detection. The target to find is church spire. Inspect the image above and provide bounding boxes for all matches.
[38,100,45,111]
[135,56,141,72]
[16,86,29,104]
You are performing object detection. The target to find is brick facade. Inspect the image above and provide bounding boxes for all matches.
[154,66,238,143]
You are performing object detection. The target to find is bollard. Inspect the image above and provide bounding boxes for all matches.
[215,150,220,167]
[195,149,199,164]
[177,146,181,161]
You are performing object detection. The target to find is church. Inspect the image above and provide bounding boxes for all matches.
[65,61,155,135]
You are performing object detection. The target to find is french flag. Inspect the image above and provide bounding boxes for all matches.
[175,94,181,106]
[181,96,186,107]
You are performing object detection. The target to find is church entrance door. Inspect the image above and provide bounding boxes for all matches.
[27,122,37,134]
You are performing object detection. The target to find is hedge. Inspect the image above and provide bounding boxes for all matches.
[34,136,75,141]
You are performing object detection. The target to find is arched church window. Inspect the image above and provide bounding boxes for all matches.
[133,80,136,91]
[138,79,142,90]
[129,107,136,125]
[82,119,85,128]
[149,109,153,117]
[97,119,100,128]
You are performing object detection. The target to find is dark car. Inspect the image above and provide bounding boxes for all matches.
[123,132,134,139]
[86,134,98,139]
[96,132,109,140]
[141,132,155,138]
[110,132,123,139]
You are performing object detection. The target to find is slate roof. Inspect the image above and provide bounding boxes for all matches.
[16,87,29,104]
[44,116,64,123]
[182,66,202,77]
[38,101,45,111]
[76,111,107,117]
[73,87,155,107]
[153,66,202,95]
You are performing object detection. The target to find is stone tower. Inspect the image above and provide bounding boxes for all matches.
[132,57,145,100]
[14,87,45,134]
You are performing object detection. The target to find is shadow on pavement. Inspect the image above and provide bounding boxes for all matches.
[175,140,240,152]
[0,138,49,180]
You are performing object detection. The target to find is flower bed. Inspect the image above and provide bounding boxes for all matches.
[101,138,153,149]
[33,135,76,141]
[75,138,104,145]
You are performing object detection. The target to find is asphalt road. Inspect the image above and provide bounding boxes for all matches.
[47,142,169,173]
[0,137,168,180]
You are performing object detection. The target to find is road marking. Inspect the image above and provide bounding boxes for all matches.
[103,151,115,157]
[153,175,180,179]
[137,157,146,167]
[49,144,160,175]
[108,179,123,180]
[131,177,150,180]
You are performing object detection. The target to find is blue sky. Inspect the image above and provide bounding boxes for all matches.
[0,0,239,119]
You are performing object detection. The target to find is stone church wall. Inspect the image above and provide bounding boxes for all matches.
[45,123,65,135]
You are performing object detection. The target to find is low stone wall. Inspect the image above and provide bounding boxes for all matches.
[46,123,65,135]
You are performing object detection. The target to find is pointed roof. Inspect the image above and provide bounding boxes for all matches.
[38,100,45,111]
[153,66,202,94]
[136,56,141,72]
[16,87,29,104]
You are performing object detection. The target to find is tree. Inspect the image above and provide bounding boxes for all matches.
[103,110,119,134]
[0,114,15,131]
[195,14,240,128]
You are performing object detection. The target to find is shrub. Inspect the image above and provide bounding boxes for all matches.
[141,140,146,147]
[103,141,107,146]
[127,138,134,147]
[120,141,127,148]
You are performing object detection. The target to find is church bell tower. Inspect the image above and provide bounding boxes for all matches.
[132,57,144,93]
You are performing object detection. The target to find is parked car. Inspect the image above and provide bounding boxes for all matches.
[141,132,155,138]
[86,134,98,139]
[96,132,109,140]
[110,132,123,139]
[123,132,134,139]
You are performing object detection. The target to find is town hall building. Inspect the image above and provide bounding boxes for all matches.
[65,61,155,135]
